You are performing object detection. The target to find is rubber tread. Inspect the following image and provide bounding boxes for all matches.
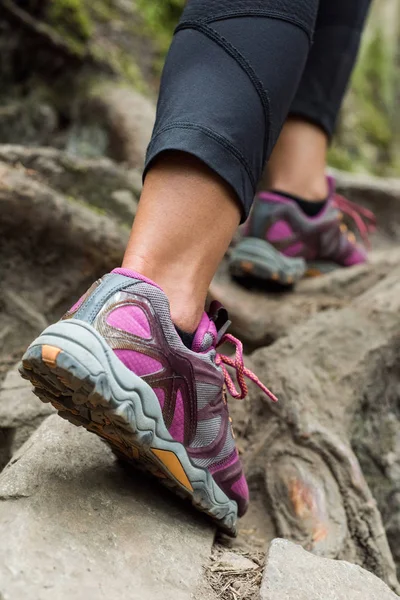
[20,320,238,535]
[229,237,306,285]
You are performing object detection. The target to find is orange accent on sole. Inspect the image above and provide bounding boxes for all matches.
[270,273,280,281]
[42,345,61,368]
[305,268,323,278]
[240,261,254,273]
[151,448,193,492]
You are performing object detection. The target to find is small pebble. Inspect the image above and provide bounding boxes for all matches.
[219,551,258,571]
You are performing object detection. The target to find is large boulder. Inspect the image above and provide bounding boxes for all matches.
[261,539,399,600]
[0,415,214,600]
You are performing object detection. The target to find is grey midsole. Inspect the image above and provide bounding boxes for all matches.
[230,238,306,279]
[25,318,237,526]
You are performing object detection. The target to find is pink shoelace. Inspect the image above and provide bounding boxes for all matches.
[215,333,278,402]
[333,194,376,248]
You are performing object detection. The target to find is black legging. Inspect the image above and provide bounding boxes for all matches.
[144,0,371,219]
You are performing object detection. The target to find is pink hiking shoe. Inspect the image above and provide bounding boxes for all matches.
[20,268,276,535]
[230,176,376,285]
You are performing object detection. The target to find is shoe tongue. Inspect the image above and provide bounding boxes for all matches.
[191,301,231,352]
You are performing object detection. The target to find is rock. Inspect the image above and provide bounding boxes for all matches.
[387,500,400,577]
[111,189,138,221]
[71,85,156,168]
[0,0,158,157]
[244,269,400,591]
[192,579,219,600]
[2,289,48,332]
[0,101,58,147]
[0,158,128,364]
[0,429,13,472]
[0,415,214,600]
[261,539,399,600]
[217,551,258,572]
[0,364,54,460]
[0,145,141,223]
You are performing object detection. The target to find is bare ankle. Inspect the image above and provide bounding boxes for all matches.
[265,117,329,201]
[122,254,204,334]
[169,302,203,334]
[120,151,241,336]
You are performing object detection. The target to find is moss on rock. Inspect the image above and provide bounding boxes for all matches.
[135,0,184,63]
[46,0,93,49]
[331,2,400,176]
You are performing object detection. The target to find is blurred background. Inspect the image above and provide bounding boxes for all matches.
[1,0,399,176]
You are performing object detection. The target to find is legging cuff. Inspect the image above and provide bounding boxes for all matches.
[288,103,335,139]
[144,124,256,220]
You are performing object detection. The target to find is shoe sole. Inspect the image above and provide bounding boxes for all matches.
[19,319,238,536]
[229,237,306,286]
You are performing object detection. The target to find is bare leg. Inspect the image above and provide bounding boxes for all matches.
[122,152,241,333]
[264,117,329,201]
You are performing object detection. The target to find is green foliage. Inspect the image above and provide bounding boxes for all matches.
[327,146,356,173]
[352,29,393,151]
[47,0,93,43]
[89,1,117,23]
[136,0,184,56]
[45,1,147,91]
[90,47,146,92]
[332,24,399,176]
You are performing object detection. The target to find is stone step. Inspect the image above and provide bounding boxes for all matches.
[0,415,215,600]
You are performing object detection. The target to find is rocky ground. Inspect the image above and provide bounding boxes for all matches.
[1,141,400,599]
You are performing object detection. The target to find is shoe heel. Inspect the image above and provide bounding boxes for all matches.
[229,237,306,285]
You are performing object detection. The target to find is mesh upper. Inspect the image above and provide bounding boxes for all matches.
[130,283,217,368]
[191,416,221,448]
[73,273,245,506]
[191,431,236,469]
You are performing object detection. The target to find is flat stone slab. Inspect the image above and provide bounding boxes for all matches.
[0,415,214,600]
[261,539,399,600]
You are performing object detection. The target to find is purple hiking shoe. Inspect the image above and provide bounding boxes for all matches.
[230,176,376,285]
[20,268,276,534]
